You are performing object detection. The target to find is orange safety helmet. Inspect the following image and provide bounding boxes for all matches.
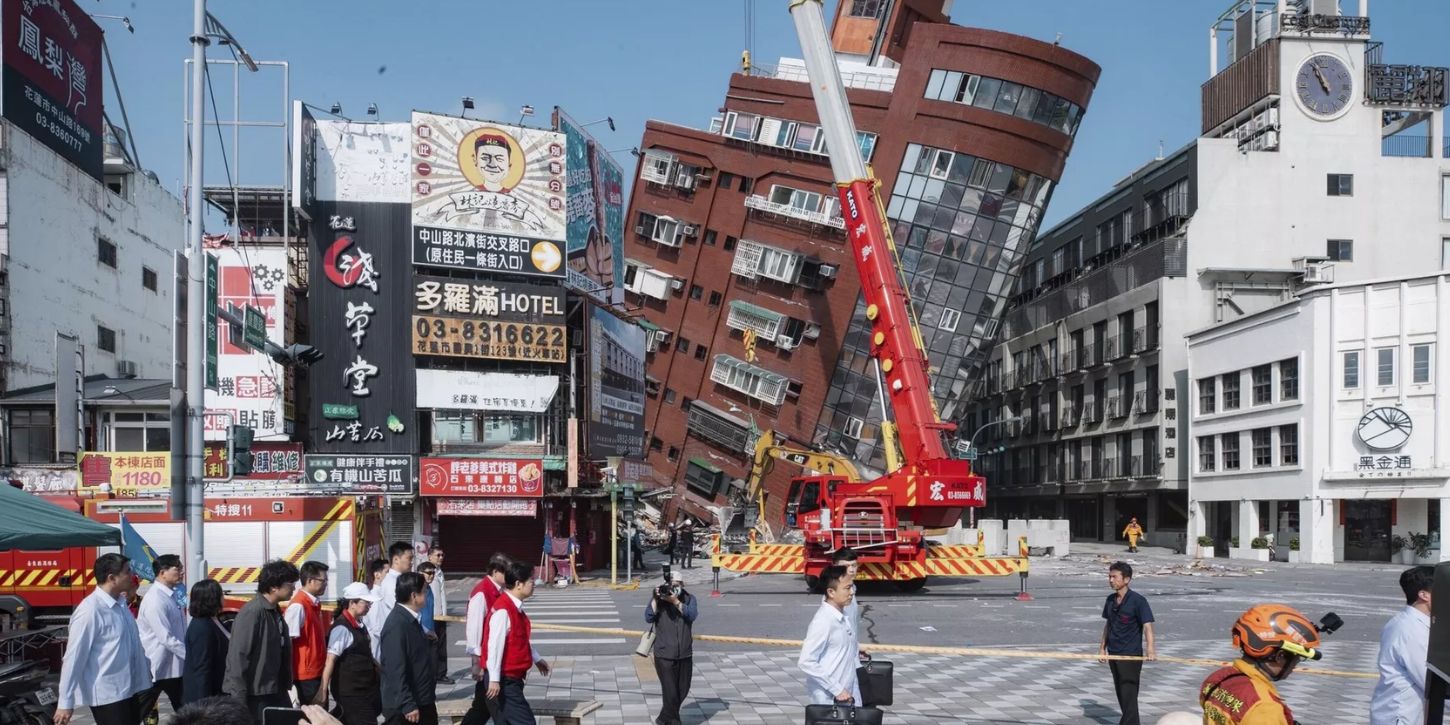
[1231,604,1323,660]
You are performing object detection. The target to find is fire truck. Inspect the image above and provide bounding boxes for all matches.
[0,496,382,628]
[709,0,1029,592]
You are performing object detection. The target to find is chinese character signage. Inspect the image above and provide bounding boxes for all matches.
[308,201,416,454]
[419,457,544,498]
[78,452,170,497]
[205,247,288,441]
[411,274,566,362]
[2,0,103,179]
[415,370,559,412]
[1355,454,1416,478]
[436,498,538,517]
[410,111,567,277]
[203,442,303,480]
[588,305,646,458]
[304,454,414,494]
[555,108,625,305]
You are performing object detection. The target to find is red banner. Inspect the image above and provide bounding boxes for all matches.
[418,457,544,498]
[203,442,304,480]
[435,498,537,517]
[2,0,103,178]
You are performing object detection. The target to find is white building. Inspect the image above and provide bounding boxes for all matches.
[964,0,1450,554]
[2,126,184,391]
[1187,273,1447,564]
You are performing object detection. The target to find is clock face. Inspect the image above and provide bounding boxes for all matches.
[1356,407,1413,451]
[1296,54,1354,119]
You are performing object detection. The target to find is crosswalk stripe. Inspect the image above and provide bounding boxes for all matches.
[529,617,620,623]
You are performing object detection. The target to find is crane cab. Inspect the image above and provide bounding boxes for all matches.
[783,475,842,530]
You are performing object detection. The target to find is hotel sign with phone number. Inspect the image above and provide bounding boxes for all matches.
[412,316,566,362]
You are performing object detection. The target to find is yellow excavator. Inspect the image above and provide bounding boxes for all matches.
[733,430,862,544]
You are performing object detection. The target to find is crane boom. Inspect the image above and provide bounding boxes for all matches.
[786,0,982,527]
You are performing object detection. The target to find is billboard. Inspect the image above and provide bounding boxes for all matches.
[555,108,625,305]
[415,370,559,412]
[410,111,567,277]
[78,452,170,497]
[203,442,303,481]
[411,274,566,363]
[2,0,103,179]
[308,203,416,453]
[419,457,545,498]
[588,305,646,458]
[304,454,414,494]
[206,246,288,441]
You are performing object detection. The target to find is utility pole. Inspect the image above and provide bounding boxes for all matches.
[185,0,209,586]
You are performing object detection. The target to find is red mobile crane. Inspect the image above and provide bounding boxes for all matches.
[710,0,1029,592]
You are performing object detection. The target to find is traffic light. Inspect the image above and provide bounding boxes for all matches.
[620,484,636,513]
[230,424,254,477]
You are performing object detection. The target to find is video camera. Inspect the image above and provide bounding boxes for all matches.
[656,582,683,599]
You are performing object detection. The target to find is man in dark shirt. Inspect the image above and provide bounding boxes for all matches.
[1098,561,1155,725]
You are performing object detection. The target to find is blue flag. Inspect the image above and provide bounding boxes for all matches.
[119,514,159,583]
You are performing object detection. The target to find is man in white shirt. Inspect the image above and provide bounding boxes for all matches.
[366,541,414,645]
[135,554,187,720]
[55,553,153,725]
[798,565,861,706]
[425,547,454,684]
[483,561,551,724]
[1371,565,1441,725]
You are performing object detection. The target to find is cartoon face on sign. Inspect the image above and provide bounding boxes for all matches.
[461,129,526,193]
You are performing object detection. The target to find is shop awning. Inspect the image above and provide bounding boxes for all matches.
[687,457,722,474]
[637,319,662,333]
[0,485,121,549]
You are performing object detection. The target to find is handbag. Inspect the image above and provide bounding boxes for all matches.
[804,700,884,725]
[856,654,894,707]
[634,625,656,657]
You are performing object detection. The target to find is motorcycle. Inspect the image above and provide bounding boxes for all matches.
[0,659,56,724]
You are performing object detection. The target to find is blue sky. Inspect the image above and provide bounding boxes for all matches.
[99,1,1450,230]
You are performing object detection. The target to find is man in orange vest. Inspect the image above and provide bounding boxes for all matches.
[483,561,551,724]
[1200,604,1326,724]
[285,560,331,706]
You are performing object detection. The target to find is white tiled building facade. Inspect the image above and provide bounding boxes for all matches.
[1188,274,1448,564]
[964,1,1450,557]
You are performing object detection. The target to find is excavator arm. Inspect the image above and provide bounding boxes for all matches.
[735,431,859,542]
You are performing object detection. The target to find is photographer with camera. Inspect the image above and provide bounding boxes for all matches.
[644,571,697,725]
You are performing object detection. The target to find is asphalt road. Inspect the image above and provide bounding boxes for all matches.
[461,547,1409,660]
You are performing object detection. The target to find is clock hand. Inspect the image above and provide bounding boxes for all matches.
[1311,64,1331,94]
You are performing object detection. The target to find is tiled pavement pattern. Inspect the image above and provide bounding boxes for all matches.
[429,639,1378,724]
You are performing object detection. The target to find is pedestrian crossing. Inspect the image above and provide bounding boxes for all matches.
[525,586,627,645]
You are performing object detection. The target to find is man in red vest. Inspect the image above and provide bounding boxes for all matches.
[284,560,331,706]
[460,554,512,725]
[482,561,551,724]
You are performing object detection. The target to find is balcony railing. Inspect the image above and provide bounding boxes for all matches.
[1131,326,1159,354]
[1082,402,1102,424]
[744,195,845,229]
[1079,344,1098,369]
[1060,353,1076,375]
[1060,408,1079,428]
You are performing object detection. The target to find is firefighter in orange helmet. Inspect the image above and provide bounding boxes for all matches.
[1200,604,1327,724]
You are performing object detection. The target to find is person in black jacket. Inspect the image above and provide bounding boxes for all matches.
[181,579,230,705]
[323,582,382,725]
[380,571,437,725]
[224,559,299,722]
[645,571,697,725]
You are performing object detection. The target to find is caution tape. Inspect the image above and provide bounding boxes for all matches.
[521,622,1375,680]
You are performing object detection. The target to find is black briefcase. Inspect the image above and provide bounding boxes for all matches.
[804,702,884,725]
[857,656,894,707]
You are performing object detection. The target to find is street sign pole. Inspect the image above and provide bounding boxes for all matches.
[205,253,218,390]
[609,486,617,586]
[184,0,210,588]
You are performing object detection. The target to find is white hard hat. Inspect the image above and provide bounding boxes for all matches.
[341,581,380,603]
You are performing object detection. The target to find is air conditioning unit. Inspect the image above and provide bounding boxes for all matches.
[817,264,837,279]
[682,225,698,237]
[803,323,821,340]
[634,225,646,235]
[1302,264,1333,284]
[775,334,797,350]
[669,278,685,291]
[117,360,139,378]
